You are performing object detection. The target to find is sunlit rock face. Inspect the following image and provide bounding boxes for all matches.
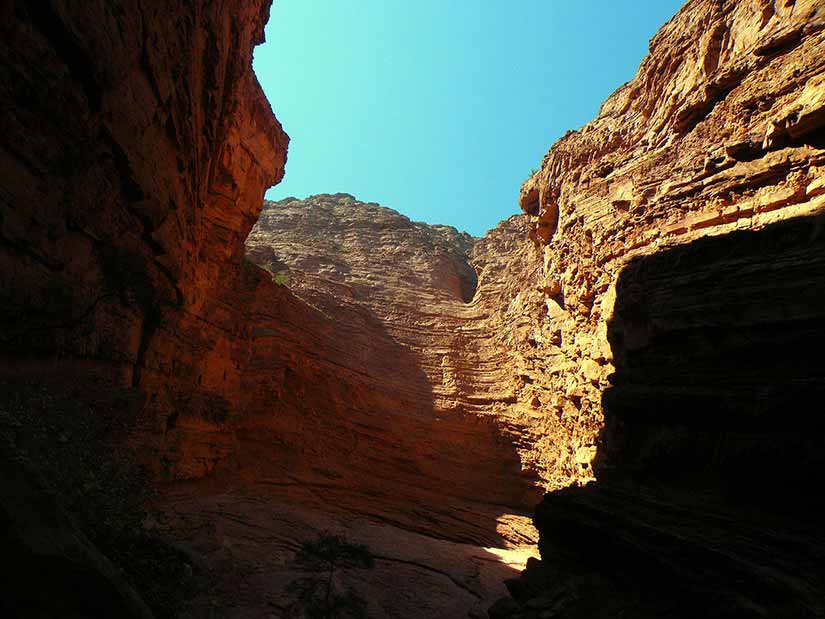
[0,0,545,612]
[237,194,540,546]
[238,192,620,544]
[496,0,825,616]
[156,194,548,616]
[248,194,615,497]
[513,0,825,488]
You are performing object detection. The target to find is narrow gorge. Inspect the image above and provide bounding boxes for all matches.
[1,0,824,618]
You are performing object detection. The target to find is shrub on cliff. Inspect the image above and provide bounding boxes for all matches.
[286,532,375,618]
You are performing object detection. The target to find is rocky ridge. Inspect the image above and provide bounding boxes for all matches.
[497,0,825,616]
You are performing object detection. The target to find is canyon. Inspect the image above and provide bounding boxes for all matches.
[1,0,825,617]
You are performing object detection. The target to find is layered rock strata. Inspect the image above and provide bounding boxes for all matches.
[155,195,547,616]
[0,1,548,613]
[497,0,825,616]
[0,0,286,614]
[2,0,825,616]
[251,194,609,494]
[240,193,611,541]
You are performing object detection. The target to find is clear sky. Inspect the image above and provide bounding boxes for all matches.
[253,0,685,236]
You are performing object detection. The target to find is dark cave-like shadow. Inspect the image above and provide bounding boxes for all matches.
[534,213,825,617]
[602,212,825,512]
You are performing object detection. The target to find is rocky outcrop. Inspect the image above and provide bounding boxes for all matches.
[497,0,825,616]
[236,194,541,547]
[0,1,546,612]
[0,0,286,380]
[143,194,543,616]
[0,0,286,613]
[237,193,612,545]
[514,0,825,486]
[0,0,288,477]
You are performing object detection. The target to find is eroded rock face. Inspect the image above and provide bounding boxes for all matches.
[497,0,825,616]
[0,0,286,613]
[237,194,540,547]
[145,194,544,616]
[0,0,286,380]
[0,1,545,612]
[237,193,621,547]
[513,0,825,485]
[0,0,289,483]
[3,0,824,615]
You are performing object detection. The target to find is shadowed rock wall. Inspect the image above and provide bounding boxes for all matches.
[0,0,286,613]
[496,0,825,616]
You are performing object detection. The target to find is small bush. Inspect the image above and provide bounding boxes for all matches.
[286,533,374,618]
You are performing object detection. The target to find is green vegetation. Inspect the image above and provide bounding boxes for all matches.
[243,257,291,286]
[259,261,290,287]
[286,533,375,618]
[241,256,258,271]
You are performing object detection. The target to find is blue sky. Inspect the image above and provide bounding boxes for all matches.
[253,0,684,236]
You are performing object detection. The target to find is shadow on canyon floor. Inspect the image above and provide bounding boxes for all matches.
[525,213,825,617]
[0,367,192,618]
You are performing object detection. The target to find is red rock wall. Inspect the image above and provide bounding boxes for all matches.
[0,1,287,611]
[0,0,286,378]
[0,0,287,476]
[512,0,825,485]
[494,0,825,615]
[238,194,540,546]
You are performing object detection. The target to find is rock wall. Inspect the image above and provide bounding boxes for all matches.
[0,0,547,579]
[0,0,286,380]
[514,0,825,485]
[2,0,824,615]
[239,194,540,546]
[0,0,286,613]
[496,0,825,616]
[238,191,632,545]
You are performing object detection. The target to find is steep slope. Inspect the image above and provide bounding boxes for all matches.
[0,0,287,614]
[148,195,543,617]
[495,0,825,616]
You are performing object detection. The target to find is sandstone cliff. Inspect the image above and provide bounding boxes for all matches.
[0,1,545,612]
[496,0,825,616]
[514,0,825,485]
[0,0,286,615]
[2,0,824,616]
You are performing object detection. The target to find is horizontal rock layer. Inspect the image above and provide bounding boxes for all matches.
[3,0,825,616]
[239,194,540,547]
[500,0,825,616]
[0,0,286,614]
